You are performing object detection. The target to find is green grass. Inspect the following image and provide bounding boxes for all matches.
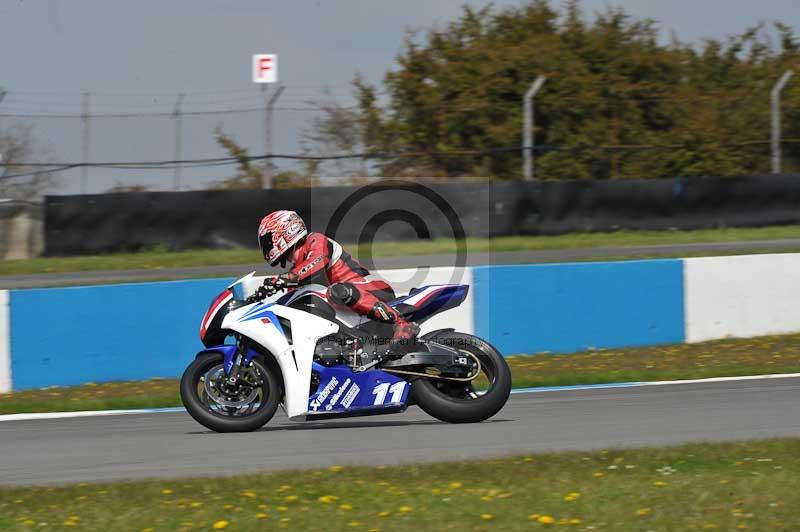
[3,225,800,276]
[1,438,798,530]
[3,333,800,415]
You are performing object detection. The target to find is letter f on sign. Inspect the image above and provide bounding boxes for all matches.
[253,54,278,83]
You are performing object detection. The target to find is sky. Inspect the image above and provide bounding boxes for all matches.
[0,0,797,195]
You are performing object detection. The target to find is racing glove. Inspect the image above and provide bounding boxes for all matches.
[248,274,300,303]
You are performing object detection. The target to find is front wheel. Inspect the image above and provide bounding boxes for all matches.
[180,352,281,432]
[411,331,511,423]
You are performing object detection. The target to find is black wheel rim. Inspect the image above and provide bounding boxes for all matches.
[434,346,497,400]
[195,361,270,418]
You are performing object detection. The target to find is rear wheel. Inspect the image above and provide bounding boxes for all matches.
[180,352,280,432]
[411,331,511,423]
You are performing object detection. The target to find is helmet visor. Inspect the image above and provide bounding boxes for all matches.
[258,232,274,262]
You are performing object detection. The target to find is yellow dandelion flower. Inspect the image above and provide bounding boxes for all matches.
[142,528,154,532]
[592,472,604,477]
[223,504,234,510]
[190,501,203,508]
[449,482,463,489]
[285,495,298,503]
[340,503,353,511]
[480,496,493,501]
[369,528,380,532]
[537,515,555,525]
[240,491,257,498]
[329,465,344,472]
[377,481,391,487]
[22,520,35,526]
[481,513,494,520]
[348,522,361,527]
[564,492,581,501]
[378,511,391,518]
[277,506,288,512]
[212,520,229,529]
[398,505,412,513]
[637,508,651,516]
[63,521,77,528]
[161,489,173,495]
[653,481,668,487]
[318,495,337,503]
[524,457,534,462]
[256,513,268,519]
[569,518,582,525]
[280,517,290,523]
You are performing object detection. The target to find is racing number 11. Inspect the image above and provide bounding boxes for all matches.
[372,382,406,405]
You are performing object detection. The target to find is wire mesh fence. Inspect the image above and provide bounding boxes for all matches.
[0,82,799,197]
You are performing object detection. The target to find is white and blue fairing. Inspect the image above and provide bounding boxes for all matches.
[213,272,466,421]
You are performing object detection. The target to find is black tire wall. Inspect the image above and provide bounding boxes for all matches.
[45,175,800,256]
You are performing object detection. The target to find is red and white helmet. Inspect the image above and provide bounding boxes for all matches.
[258,210,308,266]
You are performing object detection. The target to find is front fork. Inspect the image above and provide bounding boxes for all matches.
[224,335,253,382]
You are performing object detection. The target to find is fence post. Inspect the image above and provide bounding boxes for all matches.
[263,83,285,189]
[172,92,186,191]
[0,90,6,128]
[81,92,91,194]
[523,76,546,181]
[771,70,794,174]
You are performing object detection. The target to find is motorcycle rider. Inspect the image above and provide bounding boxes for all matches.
[254,210,419,352]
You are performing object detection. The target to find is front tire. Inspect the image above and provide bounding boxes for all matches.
[411,331,511,423]
[180,352,281,432]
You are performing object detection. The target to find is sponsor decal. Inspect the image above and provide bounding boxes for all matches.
[326,378,351,410]
[341,383,361,408]
[374,305,390,321]
[311,377,339,411]
[299,255,323,275]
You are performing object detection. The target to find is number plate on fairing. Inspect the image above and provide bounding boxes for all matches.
[307,363,409,416]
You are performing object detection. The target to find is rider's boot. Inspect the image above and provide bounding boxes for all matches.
[367,301,420,357]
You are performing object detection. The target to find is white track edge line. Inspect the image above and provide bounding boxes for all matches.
[511,372,800,394]
[3,373,800,422]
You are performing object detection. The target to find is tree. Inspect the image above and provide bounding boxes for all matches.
[213,126,316,189]
[299,85,369,181]
[321,1,800,180]
[212,126,263,189]
[0,121,60,200]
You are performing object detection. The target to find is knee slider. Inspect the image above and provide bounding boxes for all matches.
[328,283,359,306]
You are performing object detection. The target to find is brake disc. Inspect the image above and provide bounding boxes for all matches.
[203,364,260,408]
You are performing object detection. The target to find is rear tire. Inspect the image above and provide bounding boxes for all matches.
[180,352,280,433]
[411,331,511,423]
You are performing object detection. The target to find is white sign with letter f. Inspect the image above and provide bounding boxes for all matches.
[253,54,278,83]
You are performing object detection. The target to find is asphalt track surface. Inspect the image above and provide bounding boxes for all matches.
[5,239,800,289]
[1,376,798,486]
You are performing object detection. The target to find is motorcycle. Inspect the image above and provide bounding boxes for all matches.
[180,272,511,432]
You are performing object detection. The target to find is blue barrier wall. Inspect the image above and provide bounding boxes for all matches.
[9,279,229,389]
[472,260,685,355]
[5,259,687,390]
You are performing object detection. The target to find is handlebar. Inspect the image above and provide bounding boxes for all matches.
[244,276,288,304]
